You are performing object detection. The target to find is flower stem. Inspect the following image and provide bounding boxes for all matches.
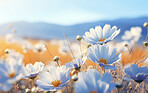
[66,86,69,93]
[64,34,75,59]
[57,61,60,67]
[78,41,82,57]
[32,79,34,89]
[44,43,54,58]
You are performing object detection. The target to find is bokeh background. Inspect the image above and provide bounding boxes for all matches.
[0,0,148,67]
[0,0,147,41]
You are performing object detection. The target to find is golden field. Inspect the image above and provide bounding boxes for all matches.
[0,38,148,68]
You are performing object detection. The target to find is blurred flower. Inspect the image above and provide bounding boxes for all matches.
[72,74,78,81]
[143,22,148,27]
[0,58,24,91]
[5,49,10,54]
[115,81,123,88]
[75,69,115,93]
[83,24,120,45]
[23,62,44,79]
[31,86,39,92]
[121,27,142,45]
[4,50,24,62]
[22,41,33,53]
[53,56,60,62]
[123,64,148,83]
[76,35,82,41]
[33,43,46,53]
[143,41,148,47]
[65,56,87,70]
[25,88,31,93]
[36,65,71,91]
[5,33,27,44]
[87,44,121,70]
[115,41,131,52]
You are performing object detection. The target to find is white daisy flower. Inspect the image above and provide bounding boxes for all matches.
[83,24,120,45]
[87,44,121,70]
[22,41,33,53]
[122,27,142,43]
[65,56,87,70]
[0,58,24,91]
[33,43,46,53]
[23,62,44,79]
[75,69,115,93]
[36,65,71,91]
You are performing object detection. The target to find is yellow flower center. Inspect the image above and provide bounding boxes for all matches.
[99,58,107,65]
[9,72,15,78]
[91,90,96,93]
[98,38,105,42]
[51,80,61,87]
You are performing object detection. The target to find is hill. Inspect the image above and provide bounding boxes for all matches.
[0,16,147,41]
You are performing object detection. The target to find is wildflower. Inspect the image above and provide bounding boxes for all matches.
[87,44,91,48]
[5,33,26,44]
[143,41,148,47]
[123,64,148,83]
[65,56,87,70]
[33,43,46,53]
[53,56,60,62]
[115,81,123,88]
[31,86,39,92]
[87,44,121,70]
[76,35,82,41]
[0,58,24,91]
[36,65,71,91]
[122,27,142,45]
[72,74,78,81]
[83,24,120,45]
[143,22,148,27]
[4,50,23,61]
[5,49,10,54]
[25,88,31,93]
[75,69,115,93]
[115,41,131,52]
[22,41,33,53]
[23,62,44,79]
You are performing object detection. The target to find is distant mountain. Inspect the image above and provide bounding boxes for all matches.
[0,16,148,42]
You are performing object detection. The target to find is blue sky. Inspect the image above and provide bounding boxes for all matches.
[0,0,147,25]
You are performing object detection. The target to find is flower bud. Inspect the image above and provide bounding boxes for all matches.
[72,74,78,81]
[25,88,31,93]
[143,41,148,47]
[53,56,59,62]
[5,49,10,54]
[87,44,91,48]
[115,81,123,88]
[76,35,82,41]
[143,22,148,27]
[31,87,38,92]
[124,44,128,47]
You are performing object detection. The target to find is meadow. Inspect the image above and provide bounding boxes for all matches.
[0,23,148,93]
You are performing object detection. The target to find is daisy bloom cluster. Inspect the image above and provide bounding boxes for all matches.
[1,23,148,93]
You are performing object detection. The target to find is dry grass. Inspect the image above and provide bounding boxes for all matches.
[0,38,148,67]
